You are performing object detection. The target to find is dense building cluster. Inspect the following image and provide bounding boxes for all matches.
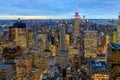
[0,11,120,80]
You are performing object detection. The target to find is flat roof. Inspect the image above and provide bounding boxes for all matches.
[0,64,12,69]
[90,60,108,70]
[110,43,120,49]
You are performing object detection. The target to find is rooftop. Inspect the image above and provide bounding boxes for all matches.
[89,59,108,71]
[13,19,26,28]
[0,64,12,69]
[84,30,97,33]
[110,43,120,49]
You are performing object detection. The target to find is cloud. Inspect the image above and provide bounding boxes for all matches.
[0,0,119,19]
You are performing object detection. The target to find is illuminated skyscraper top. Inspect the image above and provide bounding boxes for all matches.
[73,8,80,48]
[74,8,80,18]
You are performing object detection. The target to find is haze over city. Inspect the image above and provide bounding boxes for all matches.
[0,0,120,19]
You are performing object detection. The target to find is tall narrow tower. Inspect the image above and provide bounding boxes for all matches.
[117,12,120,42]
[73,8,80,48]
[59,23,66,50]
[56,23,68,70]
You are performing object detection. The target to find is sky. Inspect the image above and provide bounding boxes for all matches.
[0,0,120,19]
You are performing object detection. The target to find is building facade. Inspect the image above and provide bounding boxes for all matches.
[89,59,109,80]
[107,43,120,80]
[72,9,80,48]
[9,19,27,48]
[84,31,97,59]
[56,23,68,70]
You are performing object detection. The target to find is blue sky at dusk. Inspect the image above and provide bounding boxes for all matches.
[0,0,120,19]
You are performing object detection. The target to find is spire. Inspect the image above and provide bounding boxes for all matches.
[74,6,79,18]
[17,17,21,23]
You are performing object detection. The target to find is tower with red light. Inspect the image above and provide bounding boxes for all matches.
[73,8,80,48]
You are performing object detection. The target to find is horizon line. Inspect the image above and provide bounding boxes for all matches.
[0,15,118,19]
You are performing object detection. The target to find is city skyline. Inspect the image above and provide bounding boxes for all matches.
[0,0,120,19]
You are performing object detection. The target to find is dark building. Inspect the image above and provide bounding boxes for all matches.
[3,46,21,59]
[107,43,120,80]
[9,19,27,48]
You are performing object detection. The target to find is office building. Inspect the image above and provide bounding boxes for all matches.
[28,30,35,48]
[9,18,27,48]
[56,23,68,70]
[37,32,48,50]
[89,59,109,80]
[72,9,80,48]
[110,29,117,43]
[107,43,120,80]
[59,23,66,50]
[15,52,32,80]
[49,44,57,56]
[84,30,97,59]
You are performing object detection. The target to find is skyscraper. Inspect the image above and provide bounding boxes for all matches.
[9,18,27,48]
[107,43,120,80]
[73,9,80,48]
[84,30,97,59]
[56,23,68,70]
[37,32,48,50]
[59,23,66,50]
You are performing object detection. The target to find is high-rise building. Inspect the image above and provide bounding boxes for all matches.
[84,30,97,59]
[49,28,57,45]
[117,12,120,42]
[9,18,27,48]
[56,23,68,70]
[37,32,48,50]
[59,23,66,50]
[49,44,57,56]
[73,9,80,48]
[28,30,35,48]
[9,27,15,41]
[110,29,117,43]
[15,52,32,80]
[107,43,120,80]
